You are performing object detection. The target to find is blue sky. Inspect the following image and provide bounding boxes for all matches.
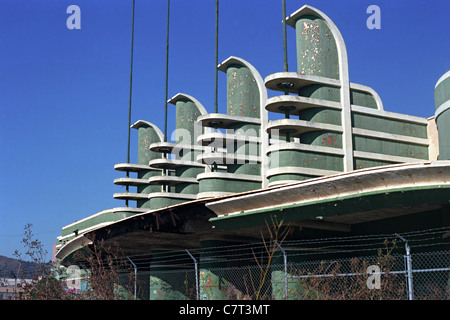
[0,0,448,260]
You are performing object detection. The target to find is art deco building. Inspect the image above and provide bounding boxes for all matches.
[55,5,449,300]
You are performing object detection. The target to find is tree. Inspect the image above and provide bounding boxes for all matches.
[73,237,136,300]
[249,216,291,300]
[13,223,68,299]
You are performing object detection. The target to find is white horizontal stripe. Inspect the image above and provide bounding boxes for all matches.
[435,70,450,89]
[351,105,428,124]
[435,100,450,118]
[352,128,429,146]
[353,151,426,163]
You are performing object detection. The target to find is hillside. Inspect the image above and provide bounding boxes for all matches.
[0,255,44,278]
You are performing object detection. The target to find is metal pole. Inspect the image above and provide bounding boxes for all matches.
[275,241,288,300]
[214,0,219,114]
[163,0,170,142]
[186,249,199,300]
[395,234,414,300]
[126,0,136,207]
[282,0,288,73]
[127,256,137,300]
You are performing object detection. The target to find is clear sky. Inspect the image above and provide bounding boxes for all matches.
[0,0,449,260]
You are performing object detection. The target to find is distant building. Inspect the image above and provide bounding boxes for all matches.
[0,278,32,300]
[55,5,449,300]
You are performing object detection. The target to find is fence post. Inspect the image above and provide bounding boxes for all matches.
[186,249,199,300]
[127,256,137,300]
[395,234,414,300]
[275,241,288,300]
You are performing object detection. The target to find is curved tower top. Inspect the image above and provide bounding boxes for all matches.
[286,5,349,82]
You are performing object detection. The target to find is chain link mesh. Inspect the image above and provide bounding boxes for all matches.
[114,250,448,300]
[67,228,450,300]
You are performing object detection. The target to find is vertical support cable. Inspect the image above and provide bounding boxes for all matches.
[186,249,199,300]
[210,0,219,173]
[214,0,219,114]
[282,0,288,73]
[126,0,136,207]
[163,0,170,142]
[281,0,290,140]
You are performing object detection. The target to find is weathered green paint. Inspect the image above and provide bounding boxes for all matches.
[350,89,377,109]
[149,276,189,300]
[295,15,339,79]
[268,10,346,185]
[435,76,450,110]
[60,210,137,238]
[175,166,203,178]
[229,123,260,138]
[150,196,187,210]
[300,108,341,125]
[137,170,163,208]
[301,131,342,149]
[436,111,450,160]
[352,135,428,159]
[227,163,260,176]
[136,196,153,209]
[233,140,260,157]
[136,124,164,208]
[199,177,261,194]
[351,113,428,139]
[175,99,203,147]
[353,158,394,170]
[174,182,199,195]
[299,85,340,102]
[199,269,229,300]
[288,13,344,183]
[174,165,202,194]
[58,209,139,249]
[175,148,203,168]
[137,126,161,165]
[143,96,206,210]
[298,85,342,158]
[226,66,261,178]
[198,62,262,196]
[269,149,343,171]
[226,65,260,118]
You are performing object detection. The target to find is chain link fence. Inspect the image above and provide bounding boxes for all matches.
[56,227,450,300]
[409,251,450,299]
[138,251,446,300]
[278,250,449,300]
